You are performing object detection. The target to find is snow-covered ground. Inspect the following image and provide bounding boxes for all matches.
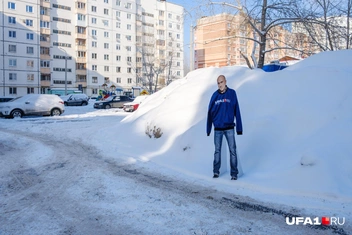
[1,50,351,234]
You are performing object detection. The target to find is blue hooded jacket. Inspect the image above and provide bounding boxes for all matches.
[207,86,243,136]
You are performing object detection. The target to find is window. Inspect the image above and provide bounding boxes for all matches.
[127,24,131,30]
[77,14,86,21]
[104,43,109,49]
[127,68,132,73]
[177,62,180,66]
[127,13,131,19]
[92,88,98,94]
[27,60,34,67]
[27,33,34,40]
[116,22,120,28]
[116,11,120,17]
[103,20,109,26]
[92,29,97,36]
[116,55,121,61]
[116,67,121,72]
[9,31,16,38]
[27,47,34,54]
[77,2,85,9]
[116,33,120,39]
[116,1,121,6]
[9,87,17,95]
[26,5,33,12]
[92,53,97,59]
[27,88,35,94]
[177,34,180,39]
[91,6,96,12]
[40,21,50,28]
[92,65,97,70]
[127,78,132,84]
[169,23,172,28]
[104,0,108,3]
[9,73,17,80]
[8,16,16,24]
[41,60,50,67]
[168,13,172,19]
[104,32,109,38]
[159,20,164,26]
[104,66,109,72]
[116,77,121,83]
[92,41,97,47]
[126,35,131,41]
[104,9,109,15]
[127,57,132,62]
[126,46,131,51]
[116,44,120,50]
[77,51,86,57]
[177,24,181,30]
[92,18,97,24]
[126,3,131,9]
[8,2,16,9]
[92,77,98,83]
[25,19,33,26]
[104,54,109,60]
[27,74,34,81]
[8,45,16,53]
[9,59,17,67]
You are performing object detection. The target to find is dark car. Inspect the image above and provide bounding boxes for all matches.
[94,95,134,109]
[62,94,89,106]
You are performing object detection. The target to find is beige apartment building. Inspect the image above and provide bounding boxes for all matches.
[194,13,303,69]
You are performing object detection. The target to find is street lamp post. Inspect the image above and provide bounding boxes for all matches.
[59,47,68,95]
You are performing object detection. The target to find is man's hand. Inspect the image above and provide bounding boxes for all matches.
[237,131,242,135]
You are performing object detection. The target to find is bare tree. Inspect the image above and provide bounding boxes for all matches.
[199,0,351,68]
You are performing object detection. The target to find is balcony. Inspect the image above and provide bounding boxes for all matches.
[75,33,86,39]
[40,80,51,87]
[40,54,50,60]
[75,8,86,15]
[76,69,87,76]
[40,1,50,8]
[40,15,50,22]
[76,45,86,51]
[40,68,51,74]
[40,28,50,35]
[76,57,86,63]
[40,40,50,47]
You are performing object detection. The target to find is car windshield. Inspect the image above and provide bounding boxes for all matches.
[9,96,22,102]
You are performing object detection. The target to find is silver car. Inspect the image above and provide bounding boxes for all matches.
[0,94,65,118]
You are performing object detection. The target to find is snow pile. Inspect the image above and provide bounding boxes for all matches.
[120,50,352,200]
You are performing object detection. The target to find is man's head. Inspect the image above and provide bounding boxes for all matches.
[217,75,227,92]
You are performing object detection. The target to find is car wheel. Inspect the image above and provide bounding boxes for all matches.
[82,101,88,106]
[51,108,61,116]
[105,104,111,109]
[11,109,23,118]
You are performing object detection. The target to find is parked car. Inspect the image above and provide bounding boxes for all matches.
[61,94,89,106]
[94,95,133,109]
[123,95,149,112]
[0,94,65,118]
[0,96,15,103]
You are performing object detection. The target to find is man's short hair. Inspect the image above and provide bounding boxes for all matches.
[217,75,226,80]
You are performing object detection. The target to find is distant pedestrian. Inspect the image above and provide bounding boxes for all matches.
[207,75,243,180]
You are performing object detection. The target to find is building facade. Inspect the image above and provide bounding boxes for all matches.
[0,0,184,97]
[194,13,305,69]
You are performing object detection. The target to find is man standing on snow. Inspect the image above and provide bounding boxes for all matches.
[207,75,243,180]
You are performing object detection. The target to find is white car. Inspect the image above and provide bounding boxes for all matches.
[0,94,65,118]
[123,95,149,112]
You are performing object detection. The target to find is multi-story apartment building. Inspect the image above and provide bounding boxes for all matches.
[1,0,41,96]
[0,0,184,97]
[194,13,303,69]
